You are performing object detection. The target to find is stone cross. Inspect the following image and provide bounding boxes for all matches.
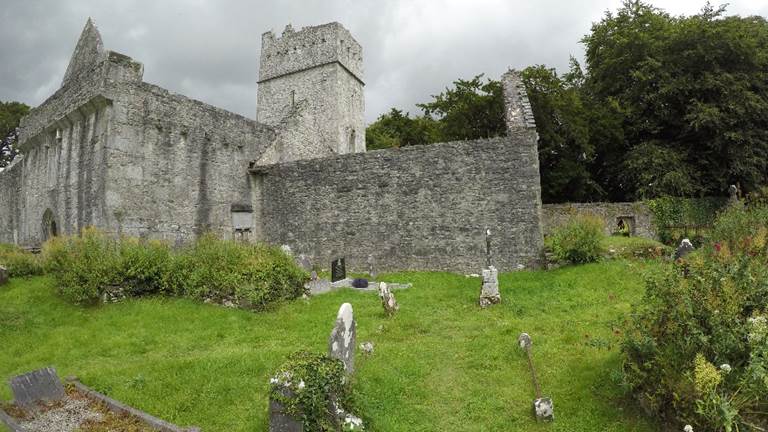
[9,367,66,408]
[328,303,356,373]
[367,254,377,281]
[479,266,500,308]
[378,282,399,316]
[485,227,492,267]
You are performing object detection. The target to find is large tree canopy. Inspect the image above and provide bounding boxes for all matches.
[582,1,768,199]
[366,1,768,203]
[0,101,30,169]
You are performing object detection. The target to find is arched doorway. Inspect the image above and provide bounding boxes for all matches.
[42,209,58,241]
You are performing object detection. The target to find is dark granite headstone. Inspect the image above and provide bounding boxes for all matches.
[9,367,66,408]
[351,278,368,288]
[269,388,302,432]
[331,258,346,282]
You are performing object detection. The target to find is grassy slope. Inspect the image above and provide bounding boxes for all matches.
[0,261,658,431]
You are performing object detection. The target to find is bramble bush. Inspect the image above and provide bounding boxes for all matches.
[270,351,363,431]
[622,204,768,430]
[549,214,604,264]
[163,233,308,310]
[0,243,43,277]
[38,229,307,308]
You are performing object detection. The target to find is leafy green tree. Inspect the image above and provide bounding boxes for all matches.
[0,101,30,168]
[365,108,440,150]
[522,62,602,203]
[418,74,505,141]
[582,1,768,198]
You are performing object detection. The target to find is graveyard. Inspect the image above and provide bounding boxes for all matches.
[0,256,660,431]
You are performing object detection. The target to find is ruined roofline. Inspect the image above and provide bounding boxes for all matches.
[256,60,365,86]
[259,21,363,83]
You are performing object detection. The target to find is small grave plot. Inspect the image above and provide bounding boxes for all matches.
[2,385,153,432]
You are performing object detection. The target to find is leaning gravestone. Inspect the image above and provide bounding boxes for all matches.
[331,258,346,283]
[328,303,356,373]
[9,367,66,408]
[0,265,8,286]
[379,282,399,316]
[479,266,500,308]
[674,238,695,260]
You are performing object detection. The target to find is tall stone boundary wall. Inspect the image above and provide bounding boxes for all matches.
[251,70,544,273]
[542,202,656,239]
[253,137,542,272]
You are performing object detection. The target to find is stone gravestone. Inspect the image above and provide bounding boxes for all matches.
[0,265,8,286]
[674,238,695,260]
[268,388,302,432]
[378,282,399,316]
[10,367,66,408]
[367,254,377,281]
[331,258,346,283]
[479,266,500,308]
[295,254,312,272]
[328,303,356,373]
[729,184,739,204]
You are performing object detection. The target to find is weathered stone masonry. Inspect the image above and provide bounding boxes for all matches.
[0,19,546,272]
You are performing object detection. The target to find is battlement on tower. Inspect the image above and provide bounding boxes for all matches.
[259,22,363,84]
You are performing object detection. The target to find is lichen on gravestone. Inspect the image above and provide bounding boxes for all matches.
[328,303,356,374]
[479,266,500,308]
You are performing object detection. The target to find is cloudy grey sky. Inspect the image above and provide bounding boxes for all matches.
[2,0,767,123]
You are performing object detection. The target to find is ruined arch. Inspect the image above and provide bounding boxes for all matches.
[42,209,58,241]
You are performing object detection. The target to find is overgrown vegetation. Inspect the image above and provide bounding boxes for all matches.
[622,204,768,430]
[646,197,727,245]
[0,100,29,168]
[0,243,43,277]
[548,214,604,264]
[270,351,355,431]
[4,228,308,309]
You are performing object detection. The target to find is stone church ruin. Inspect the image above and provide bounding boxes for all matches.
[0,19,545,272]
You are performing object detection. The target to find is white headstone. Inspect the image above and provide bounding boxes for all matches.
[328,303,356,373]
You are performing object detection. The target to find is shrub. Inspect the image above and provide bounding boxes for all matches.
[119,238,172,296]
[36,229,307,309]
[48,227,121,304]
[0,243,44,277]
[270,351,361,431]
[549,214,604,264]
[163,234,307,310]
[622,204,768,430]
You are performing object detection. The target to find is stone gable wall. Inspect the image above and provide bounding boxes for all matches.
[99,82,276,243]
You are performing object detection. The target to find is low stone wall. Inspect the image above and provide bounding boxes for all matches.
[542,202,656,239]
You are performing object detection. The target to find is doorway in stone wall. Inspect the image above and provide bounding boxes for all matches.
[42,208,58,241]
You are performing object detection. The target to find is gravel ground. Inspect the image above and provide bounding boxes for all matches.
[17,397,102,432]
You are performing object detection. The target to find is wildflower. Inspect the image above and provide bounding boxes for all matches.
[714,243,721,252]
[719,364,731,374]
[297,380,305,390]
[684,425,693,432]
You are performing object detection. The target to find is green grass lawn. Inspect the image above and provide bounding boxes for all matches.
[0,260,660,431]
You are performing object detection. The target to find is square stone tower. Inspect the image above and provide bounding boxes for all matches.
[256,23,365,161]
